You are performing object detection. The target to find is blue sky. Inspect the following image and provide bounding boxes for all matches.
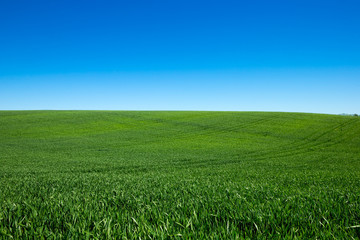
[1,0,359,113]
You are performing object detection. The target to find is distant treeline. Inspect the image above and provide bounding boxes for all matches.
[339,113,358,116]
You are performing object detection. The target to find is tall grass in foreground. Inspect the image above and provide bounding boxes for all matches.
[0,111,360,239]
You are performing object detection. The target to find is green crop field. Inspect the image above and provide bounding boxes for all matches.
[0,111,359,239]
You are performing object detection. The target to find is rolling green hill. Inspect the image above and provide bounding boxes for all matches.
[1,111,359,239]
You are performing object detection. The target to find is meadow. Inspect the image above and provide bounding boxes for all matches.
[0,111,359,239]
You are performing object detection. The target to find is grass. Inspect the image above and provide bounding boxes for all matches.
[0,110,359,239]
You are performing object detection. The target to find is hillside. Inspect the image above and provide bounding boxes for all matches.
[1,111,359,238]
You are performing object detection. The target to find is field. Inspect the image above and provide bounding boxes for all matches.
[0,111,359,239]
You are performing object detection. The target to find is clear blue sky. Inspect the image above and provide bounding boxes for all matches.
[1,0,359,113]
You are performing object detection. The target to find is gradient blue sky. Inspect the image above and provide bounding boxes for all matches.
[1,0,359,113]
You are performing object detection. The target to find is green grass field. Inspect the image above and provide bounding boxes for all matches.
[1,111,359,239]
